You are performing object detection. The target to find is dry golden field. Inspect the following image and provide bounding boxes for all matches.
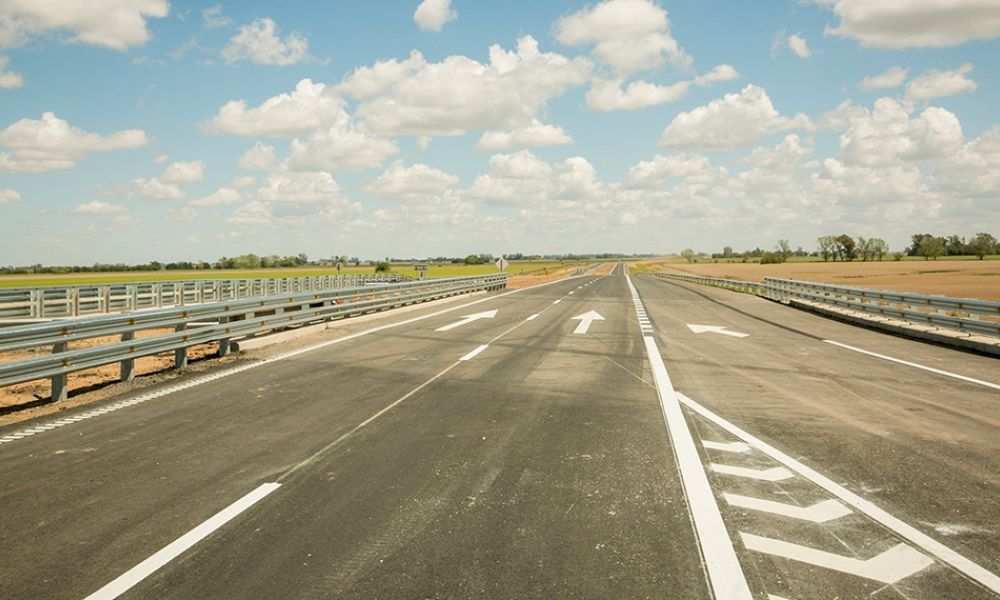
[637,258,1000,300]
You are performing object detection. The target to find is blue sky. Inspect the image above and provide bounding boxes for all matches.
[1,0,998,264]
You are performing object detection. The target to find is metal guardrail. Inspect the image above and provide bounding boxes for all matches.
[654,273,999,338]
[0,274,412,320]
[0,274,506,403]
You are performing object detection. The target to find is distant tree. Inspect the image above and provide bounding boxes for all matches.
[892,252,904,261]
[944,235,966,256]
[817,236,837,262]
[760,251,785,264]
[870,238,889,261]
[681,248,695,263]
[834,234,856,261]
[374,261,391,273]
[908,233,934,256]
[917,236,946,260]
[722,246,734,258]
[970,232,998,260]
[776,239,792,261]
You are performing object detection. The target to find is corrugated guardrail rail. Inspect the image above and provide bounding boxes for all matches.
[654,273,1000,338]
[0,273,411,320]
[0,274,506,403]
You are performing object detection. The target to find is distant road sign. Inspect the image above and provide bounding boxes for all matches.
[495,257,508,271]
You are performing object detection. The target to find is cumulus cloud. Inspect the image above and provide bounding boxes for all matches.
[363,161,459,199]
[222,18,311,65]
[336,51,425,100]
[0,112,148,172]
[587,64,739,112]
[73,200,127,215]
[824,0,1000,48]
[787,34,812,58]
[554,0,691,77]
[858,66,908,91]
[230,171,361,228]
[124,160,205,200]
[625,153,728,189]
[189,187,242,207]
[353,36,591,136]
[658,85,809,150]
[160,160,204,184]
[413,0,457,32]
[153,153,170,164]
[465,150,604,207]
[0,187,20,203]
[285,112,400,172]
[692,64,740,86]
[476,120,573,150]
[838,97,964,166]
[0,55,22,88]
[237,142,276,170]
[0,0,169,50]
[206,79,345,137]
[905,63,977,101]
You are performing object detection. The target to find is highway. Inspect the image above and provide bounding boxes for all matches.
[1,264,998,599]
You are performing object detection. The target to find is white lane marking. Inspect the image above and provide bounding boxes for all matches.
[702,440,750,453]
[459,344,489,361]
[571,311,605,335]
[625,276,753,600]
[553,299,562,304]
[679,392,1000,594]
[824,340,1000,391]
[85,482,281,600]
[711,464,794,481]
[687,324,749,338]
[0,276,583,446]
[434,309,498,332]
[724,494,852,523]
[526,314,539,321]
[769,596,794,600]
[741,534,933,585]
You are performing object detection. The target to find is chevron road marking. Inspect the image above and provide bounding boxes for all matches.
[711,464,795,481]
[741,533,934,585]
[702,440,751,453]
[724,494,852,523]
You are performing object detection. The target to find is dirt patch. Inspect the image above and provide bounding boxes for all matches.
[638,259,1000,301]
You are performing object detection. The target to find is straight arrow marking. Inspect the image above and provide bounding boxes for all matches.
[702,440,751,453]
[711,464,794,481]
[435,309,498,332]
[687,324,749,338]
[724,494,851,523]
[741,533,934,584]
[571,311,605,334]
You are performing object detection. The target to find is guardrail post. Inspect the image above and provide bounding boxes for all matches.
[174,324,188,369]
[218,316,231,357]
[121,331,135,381]
[51,341,68,402]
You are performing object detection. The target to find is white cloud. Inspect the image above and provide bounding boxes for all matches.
[285,112,400,172]
[625,153,728,189]
[73,200,127,215]
[476,120,573,150]
[554,0,691,77]
[0,55,22,88]
[0,0,169,50]
[839,97,964,167]
[0,112,148,172]
[824,0,1000,48]
[153,153,170,164]
[230,171,362,228]
[587,78,689,111]
[0,187,19,203]
[167,206,197,222]
[230,176,257,189]
[336,51,425,100]
[692,64,740,86]
[207,79,344,137]
[905,63,977,101]
[237,142,276,170]
[858,66,908,91]
[413,0,457,32]
[222,18,311,66]
[658,85,809,150]
[353,36,591,136]
[465,150,605,207]
[160,160,204,184]
[190,187,242,207]
[815,99,868,132]
[364,161,459,199]
[124,160,205,200]
[255,171,346,204]
[787,34,812,58]
[202,5,231,29]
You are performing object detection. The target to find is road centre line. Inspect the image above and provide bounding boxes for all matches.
[84,482,281,600]
[678,391,1000,594]
[460,344,489,361]
[625,276,753,600]
[0,275,591,446]
[824,339,1000,391]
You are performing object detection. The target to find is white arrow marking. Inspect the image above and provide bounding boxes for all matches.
[702,440,750,453]
[741,533,933,584]
[687,324,749,338]
[711,464,794,481]
[724,494,852,523]
[571,311,605,334]
[435,310,498,332]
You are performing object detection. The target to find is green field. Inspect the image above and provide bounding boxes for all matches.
[0,260,593,288]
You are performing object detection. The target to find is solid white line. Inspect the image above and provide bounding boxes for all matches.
[626,276,752,600]
[84,482,281,600]
[823,340,1000,391]
[459,344,489,361]
[678,392,1000,594]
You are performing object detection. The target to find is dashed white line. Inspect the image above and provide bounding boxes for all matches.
[84,482,281,600]
[526,314,539,321]
[459,344,490,361]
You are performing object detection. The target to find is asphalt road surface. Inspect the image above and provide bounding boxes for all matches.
[1,264,998,599]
